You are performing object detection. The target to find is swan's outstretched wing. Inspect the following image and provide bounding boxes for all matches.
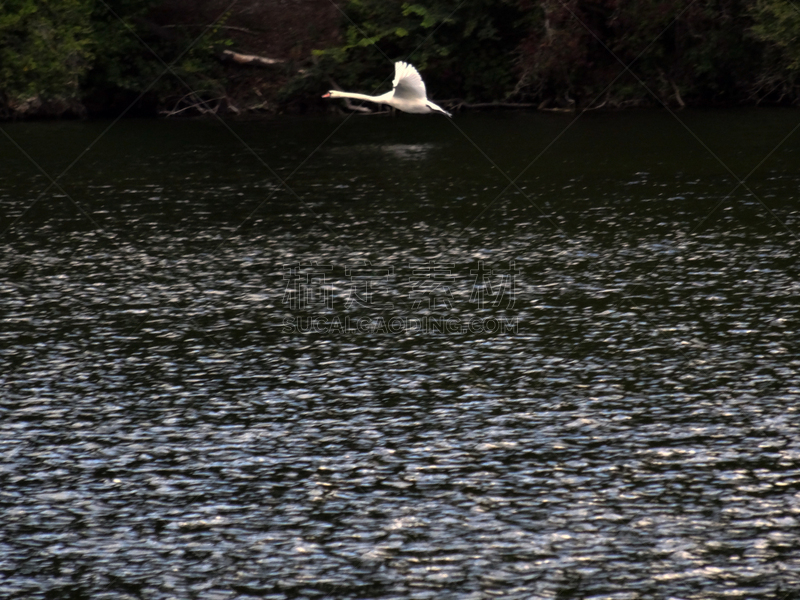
[392,61,427,101]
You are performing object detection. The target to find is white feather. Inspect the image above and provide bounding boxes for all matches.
[323,61,450,117]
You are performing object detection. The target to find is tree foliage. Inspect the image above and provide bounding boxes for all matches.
[0,0,94,105]
[313,0,528,103]
[0,0,230,117]
[751,0,800,70]
[4,0,800,117]
[515,0,765,107]
[314,0,800,108]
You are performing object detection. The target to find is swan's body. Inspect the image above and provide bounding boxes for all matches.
[323,61,451,117]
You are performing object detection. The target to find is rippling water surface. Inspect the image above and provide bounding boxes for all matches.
[1,110,799,599]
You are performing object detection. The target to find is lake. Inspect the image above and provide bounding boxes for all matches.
[1,109,799,599]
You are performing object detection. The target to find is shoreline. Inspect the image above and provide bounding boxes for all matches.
[3,98,799,123]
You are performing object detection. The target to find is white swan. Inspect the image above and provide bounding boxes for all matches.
[323,61,451,117]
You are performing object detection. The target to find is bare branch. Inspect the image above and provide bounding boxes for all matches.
[220,49,285,67]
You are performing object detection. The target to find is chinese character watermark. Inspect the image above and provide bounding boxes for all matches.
[279,260,523,335]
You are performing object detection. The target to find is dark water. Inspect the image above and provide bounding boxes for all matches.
[1,110,799,599]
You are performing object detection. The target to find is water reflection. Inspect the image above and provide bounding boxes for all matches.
[329,142,437,161]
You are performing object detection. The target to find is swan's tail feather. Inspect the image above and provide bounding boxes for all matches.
[426,100,452,117]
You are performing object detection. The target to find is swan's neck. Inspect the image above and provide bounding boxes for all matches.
[329,91,390,105]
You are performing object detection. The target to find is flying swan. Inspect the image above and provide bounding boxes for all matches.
[323,61,451,117]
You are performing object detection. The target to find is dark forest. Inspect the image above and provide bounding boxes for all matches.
[2,0,799,118]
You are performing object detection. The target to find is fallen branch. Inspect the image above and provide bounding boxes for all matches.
[220,49,285,67]
[160,92,230,117]
[582,99,608,111]
[163,24,261,35]
[538,106,575,113]
[659,69,685,109]
[754,77,788,105]
[453,100,538,110]
[670,80,685,108]
[342,99,375,113]
[324,79,378,114]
